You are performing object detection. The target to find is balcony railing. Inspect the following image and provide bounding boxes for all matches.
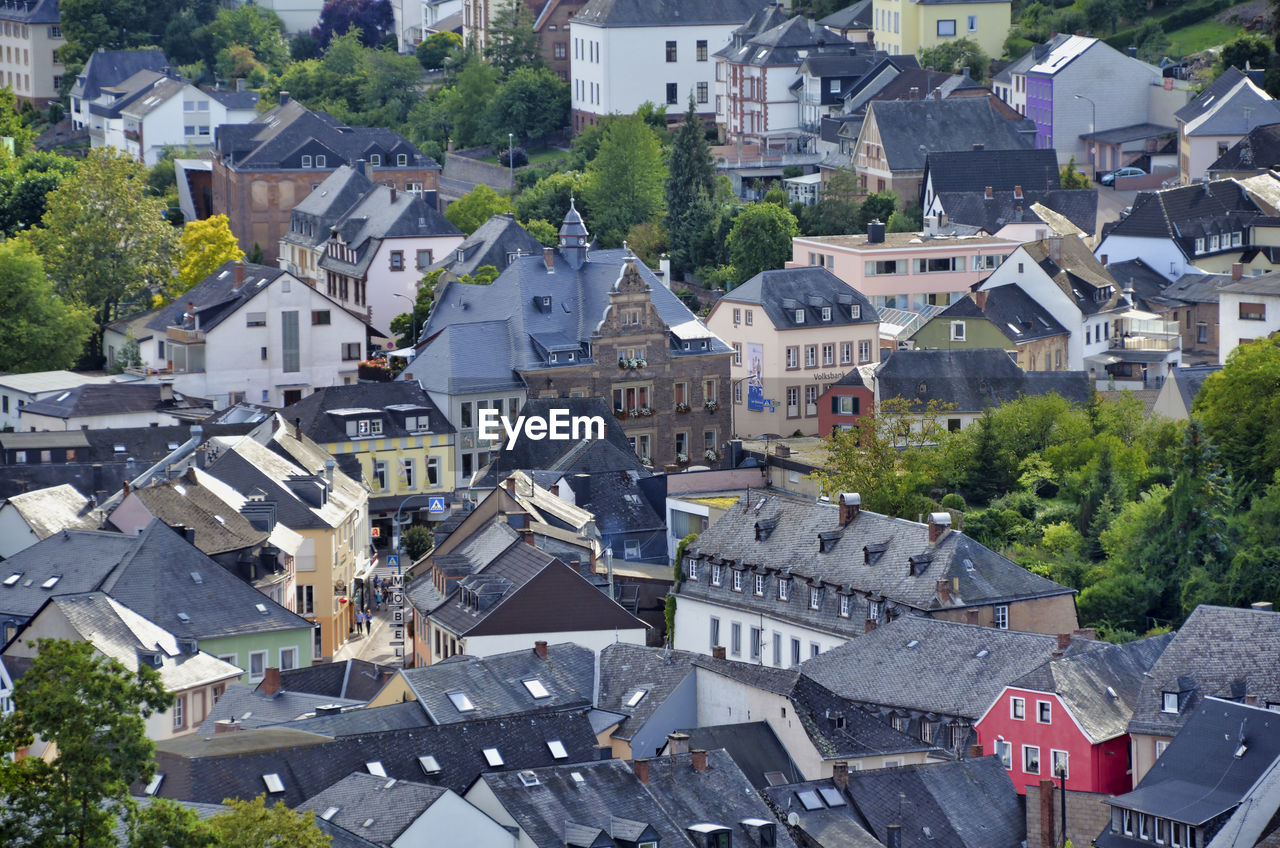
[1111,334,1180,352]
[167,326,205,344]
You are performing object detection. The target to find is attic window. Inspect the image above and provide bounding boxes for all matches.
[1162,692,1180,713]
[797,789,824,811]
[822,307,832,321]
[794,309,805,323]
[571,771,586,784]
[625,689,648,708]
[320,807,339,821]
[907,640,919,648]
[366,761,387,777]
[418,755,441,774]
[41,576,60,589]
[519,770,540,786]
[144,773,164,795]
[548,739,568,759]
[262,773,285,793]
[448,691,476,712]
[818,787,845,807]
[483,747,504,767]
[3,573,21,587]
[114,445,127,454]
[176,612,190,623]
[255,603,269,615]
[190,572,203,584]
[523,679,550,699]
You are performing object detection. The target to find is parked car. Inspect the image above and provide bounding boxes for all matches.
[1102,166,1146,185]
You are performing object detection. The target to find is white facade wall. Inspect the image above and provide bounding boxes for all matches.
[123,96,185,167]
[0,18,64,104]
[394,791,515,848]
[695,669,826,779]
[364,234,464,334]
[672,594,845,664]
[0,373,114,431]
[0,507,40,560]
[17,408,187,431]
[1095,234,1187,281]
[1185,133,1241,183]
[1219,291,1280,362]
[462,627,647,659]
[1049,49,1160,166]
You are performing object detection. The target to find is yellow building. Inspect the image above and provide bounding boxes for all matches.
[871,0,1010,61]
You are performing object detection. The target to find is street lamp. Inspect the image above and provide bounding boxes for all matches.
[508,132,514,189]
[1074,94,1096,178]
[1056,762,1068,847]
[392,292,416,348]
[393,493,439,576]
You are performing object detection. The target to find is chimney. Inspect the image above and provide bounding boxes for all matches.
[667,732,691,756]
[984,185,993,199]
[362,158,373,180]
[865,617,878,633]
[236,77,246,92]
[927,512,951,544]
[909,86,919,99]
[712,645,726,659]
[1101,254,1109,266]
[1245,694,1259,706]
[279,91,290,105]
[214,718,241,733]
[633,758,650,784]
[543,246,555,271]
[691,749,708,772]
[1057,633,1072,651]
[887,824,903,848]
[232,261,245,289]
[1040,780,1056,848]
[522,528,536,546]
[832,761,850,788]
[1013,185,1023,200]
[1252,601,1275,612]
[293,417,302,439]
[1073,628,1098,640]
[1047,236,1064,266]
[974,290,988,311]
[324,459,335,490]
[969,744,983,758]
[534,640,548,659]
[838,492,861,525]
[122,480,131,496]
[867,219,885,243]
[390,187,397,203]
[260,667,282,697]
[1233,263,1244,281]
[936,578,951,604]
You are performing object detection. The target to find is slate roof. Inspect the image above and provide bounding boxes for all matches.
[1018,235,1127,315]
[560,469,664,538]
[1212,122,1280,174]
[89,70,183,120]
[865,98,1035,172]
[800,617,1098,720]
[643,750,800,848]
[284,165,376,239]
[573,0,759,27]
[1157,271,1236,305]
[396,642,594,724]
[691,653,800,697]
[313,183,461,281]
[1004,633,1172,743]
[925,148,1061,197]
[938,188,1098,235]
[2,484,98,538]
[1127,604,1280,738]
[202,85,259,110]
[928,288,1069,345]
[761,777,883,848]
[681,490,1074,633]
[992,34,1071,85]
[718,267,876,331]
[798,48,893,80]
[153,711,600,806]
[72,48,169,102]
[1106,258,1176,311]
[1167,365,1222,413]
[196,683,366,735]
[1177,70,1280,137]
[280,382,453,445]
[819,0,872,30]
[278,659,397,702]
[596,642,697,742]
[477,758,683,848]
[269,701,431,737]
[0,530,140,626]
[719,16,855,67]
[1217,267,1280,297]
[1098,699,1280,847]
[790,673,945,761]
[400,320,526,395]
[429,213,545,277]
[668,722,804,788]
[297,772,448,845]
[877,349,1092,412]
[124,468,268,556]
[19,382,202,420]
[1104,180,1262,259]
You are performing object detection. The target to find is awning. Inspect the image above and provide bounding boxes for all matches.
[386,347,417,359]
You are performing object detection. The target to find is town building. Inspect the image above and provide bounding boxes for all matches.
[0,484,99,559]
[912,288,1071,371]
[1175,66,1280,184]
[705,266,879,438]
[816,364,876,434]
[427,212,545,282]
[1217,270,1280,362]
[211,96,441,264]
[819,0,873,43]
[70,48,169,131]
[0,0,64,106]
[1207,122,1280,180]
[870,0,1010,60]
[0,371,116,432]
[15,382,211,431]
[1151,364,1222,420]
[1145,268,1238,366]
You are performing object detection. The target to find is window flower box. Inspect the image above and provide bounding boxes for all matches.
[704,400,719,413]
[704,448,721,462]
[675,402,691,413]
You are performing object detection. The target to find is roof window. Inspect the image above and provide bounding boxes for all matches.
[3,573,21,587]
[548,739,568,759]
[523,678,550,699]
[625,689,648,708]
[366,761,386,777]
[483,747,504,767]
[262,773,284,793]
[144,774,164,795]
[41,576,60,589]
[448,691,476,712]
[320,807,340,821]
[255,603,269,615]
[418,755,441,774]
[519,770,540,786]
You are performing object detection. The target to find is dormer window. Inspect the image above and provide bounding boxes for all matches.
[778,578,789,601]
[711,564,722,586]
[794,309,805,323]
[686,559,698,581]
[839,595,850,617]
[370,154,381,165]
[809,587,821,610]
[1195,237,1205,254]
[732,570,743,592]
[1162,691,1180,713]
[754,574,764,596]
[822,307,832,321]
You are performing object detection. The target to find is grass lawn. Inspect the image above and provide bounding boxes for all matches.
[476,146,569,166]
[1165,18,1245,58]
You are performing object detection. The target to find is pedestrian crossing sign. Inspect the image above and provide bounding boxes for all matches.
[428,497,446,513]
[386,555,400,569]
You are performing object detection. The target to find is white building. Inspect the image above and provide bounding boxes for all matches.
[569,0,759,133]
[0,371,115,431]
[0,484,99,560]
[1217,272,1280,363]
[0,0,64,106]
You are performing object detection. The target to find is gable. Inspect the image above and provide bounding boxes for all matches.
[465,560,644,637]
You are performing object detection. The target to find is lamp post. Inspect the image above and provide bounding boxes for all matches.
[1056,762,1068,847]
[392,292,415,348]
[393,493,438,576]
[1074,94,1096,179]
[508,132,514,189]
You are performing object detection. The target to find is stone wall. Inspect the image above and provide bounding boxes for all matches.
[443,150,515,192]
[1026,780,1114,848]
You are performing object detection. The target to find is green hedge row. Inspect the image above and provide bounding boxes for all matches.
[1102,0,1233,51]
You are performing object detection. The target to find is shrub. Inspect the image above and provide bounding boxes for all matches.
[940,493,967,512]
[498,146,528,168]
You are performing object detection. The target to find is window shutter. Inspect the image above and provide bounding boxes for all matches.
[831,395,840,414]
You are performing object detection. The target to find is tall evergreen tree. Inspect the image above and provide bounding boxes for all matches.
[583,116,666,248]
[666,95,714,278]
[486,0,542,77]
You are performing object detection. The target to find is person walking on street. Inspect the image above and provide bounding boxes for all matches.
[354,608,365,637]
[364,608,373,635]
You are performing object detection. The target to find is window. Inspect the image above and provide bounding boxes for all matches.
[1171,821,1183,846]
[448,691,476,712]
[297,585,314,615]
[173,696,185,728]
[1162,692,1180,713]
[710,617,720,649]
[731,622,742,656]
[281,311,300,372]
[390,251,404,271]
[732,569,743,592]
[712,564,723,586]
[246,311,266,327]
[666,82,678,104]
[400,457,416,489]
[697,40,707,61]
[1052,750,1069,779]
[1011,697,1025,720]
[342,342,361,360]
[805,345,817,367]
[937,19,956,36]
[841,342,853,364]
[697,81,708,103]
[416,249,433,269]
[1140,815,1151,840]
[745,310,753,325]
[280,646,298,671]
[249,650,267,681]
[967,14,977,31]
[837,395,860,415]
[396,153,407,166]
[805,385,818,416]
[996,739,1012,769]
[786,347,799,369]
[995,605,1008,629]
[554,42,566,59]
[301,155,313,168]
[858,340,872,363]
[822,344,835,365]
[1023,745,1040,774]
[311,310,331,325]
[778,579,789,601]
[787,387,799,417]
[1240,302,1266,321]
[750,626,762,660]
[1211,234,1220,251]
[483,747,504,766]
[372,459,387,490]
[791,638,801,666]
[687,559,699,581]
[950,321,966,341]
[666,40,677,62]
[839,595,850,617]
[370,154,382,166]
[773,632,782,667]
[809,587,821,610]
[811,643,821,658]
[754,574,765,595]
[1037,701,1052,724]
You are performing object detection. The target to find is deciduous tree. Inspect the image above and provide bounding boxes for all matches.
[583,115,666,247]
[312,0,395,49]
[487,66,569,144]
[0,240,94,373]
[726,201,798,285]
[0,150,77,237]
[445,184,513,235]
[1194,336,1280,494]
[1060,155,1091,189]
[416,30,461,69]
[485,0,543,76]
[174,215,245,298]
[666,95,715,278]
[919,37,989,83]
[208,797,331,848]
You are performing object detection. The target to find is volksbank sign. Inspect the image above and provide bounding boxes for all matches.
[477,408,607,450]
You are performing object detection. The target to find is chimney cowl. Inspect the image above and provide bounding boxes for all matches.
[838,492,861,524]
[667,732,691,756]
[927,512,951,544]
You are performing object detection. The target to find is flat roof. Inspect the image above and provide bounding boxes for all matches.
[795,233,1016,251]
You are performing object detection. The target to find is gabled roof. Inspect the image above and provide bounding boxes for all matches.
[1179,72,1280,137]
[865,98,1036,172]
[925,148,1061,197]
[1004,634,1172,743]
[196,682,366,735]
[396,642,594,724]
[819,0,872,30]
[572,0,759,27]
[0,530,144,625]
[761,777,883,848]
[596,642,697,742]
[1025,34,1097,76]
[72,48,169,102]
[121,468,268,557]
[668,722,804,788]
[1016,236,1127,315]
[271,701,431,737]
[1127,604,1280,738]
[1106,258,1177,311]
[287,164,376,226]
[400,320,525,395]
[297,773,449,846]
[938,188,1097,235]
[201,85,259,111]
[1168,364,1222,412]
[430,213,544,277]
[800,617,1098,720]
[719,16,855,66]
[20,383,200,420]
[992,34,1072,84]
[877,349,1092,411]
[560,469,664,537]
[314,184,461,279]
[281,382,454,445]
[2,484,98,539]
[1217,267,1280,297]
[797,47,892,80]
[153,711,600,806]
[1104,181,1263,262]
[790,673,945,761]
[929,288,1069,344]
[717,267,876,330]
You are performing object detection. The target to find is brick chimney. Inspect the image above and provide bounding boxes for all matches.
[214,718,241,733]
[1040,779,1056,848]
[936,578,951,604]
[691,749,708,772]
[838,492,861,525]
[543,246,555,271]
[233,261,245,290]
[633,758,650,784]
[667,732,690,755]
[1056,633,1071,651]
[1233,262,1244,281]
[712,645,726,659]
[865,618,877,633]
[390,187,397,203]
[534,640,548,659]
[1245,694,1259,706]
[969,744,983,758]
[260,667,281,697]
[974,290,988,311]
[1046,236,1064,267]
[984,186,993,199]
[832,761,849,788]
[927,512,951,544]
[522,528,536,546]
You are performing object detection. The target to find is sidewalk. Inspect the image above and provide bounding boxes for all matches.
[332,566,406,667]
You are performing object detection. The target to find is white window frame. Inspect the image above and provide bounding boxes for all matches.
[754,574,764,596]
[1037,700,1052,724]
[950,321,966,341]
[280,646,298,671]
[1162,692,1179,713]
[732,569,743,592]
[1011,697,1025,720]
[994,605,1008,629]
[1023,744,1040,774]
[1051,749,1069,779]
[249,650,267,681]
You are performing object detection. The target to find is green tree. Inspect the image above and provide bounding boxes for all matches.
[1194,336,1280,494]
[1061,155,1092,188]
[857,191,897,230]
[0,240,95,373]
[919,37,989,83]
[417,30,462,69]
[196,3,289,76]
[963,408,1018,504]
[1084,0,1121,34]
[887,203,923,232]
[726,202,798,286]
[23,149,177,368]
[444,184,513,235]
[205,797,331,848]
[666,95,715,277]
[0,150,77,237]
[127,799,218,848]
[524,218,559,246]
[0,639,170,848]
[450,55,502,147]
[56,0,152,66]
[515,171,584,225]
[1218,34,1272,76]
[173,214,245,298]
[486,0,542,77]
[487,66,569,143]
[110,329,144,375]
[0,86,35,157]
[403,525,434,561]
[583,115,666,247]
[1223,474,1280,609]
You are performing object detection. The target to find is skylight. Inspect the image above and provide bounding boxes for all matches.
[523,679,550,699]
[625,689,648,708]
[144,773,164,795]
[56,392,70,402]
[819,787,845,807]
[41,576,60,589]
[114,444,127,453]
[519,770,540,786]
[571,771,585,785]
[797,789,824,811]
[366,761,386,777]
[176,612,190,623]
[173,484,187,495]
[448,691,476,712]
[320,807,339,821]
[3,573,21,587]
[255,603,269,615]
[483,747,504,767]
[418,755,441,775]
[547,740,568,759]
[190,572,203,584]
[262,773,284,793]
[906,640,919,648]
[168,442,181,450]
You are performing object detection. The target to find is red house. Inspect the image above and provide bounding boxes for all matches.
[817,366,875,435]
[974,634,1170,796]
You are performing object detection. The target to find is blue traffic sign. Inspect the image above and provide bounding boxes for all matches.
[428,497,446,513]
[386,555,401,569]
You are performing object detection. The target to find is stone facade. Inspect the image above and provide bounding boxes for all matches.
[1026,780,1113,848]
[931,593,1080,636]
[520,260,732,468]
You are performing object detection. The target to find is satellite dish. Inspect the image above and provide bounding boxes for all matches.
[788,813,800,827]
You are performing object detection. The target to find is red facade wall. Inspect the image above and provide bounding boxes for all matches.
[816,385,873,435]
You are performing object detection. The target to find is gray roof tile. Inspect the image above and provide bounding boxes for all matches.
[876,349,1092,412]
[597,643,697,742]
[866,98,1036,172]
[574,0,759,27]
[925,148,1062,196]
[429,213,544,277]
[297,772,448,844]
[720,267,876,330]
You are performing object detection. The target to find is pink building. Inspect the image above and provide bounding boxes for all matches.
[790,225,1018,312]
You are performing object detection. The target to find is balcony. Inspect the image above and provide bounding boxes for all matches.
[167,325,205,344]
[1110,316,1180,352]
